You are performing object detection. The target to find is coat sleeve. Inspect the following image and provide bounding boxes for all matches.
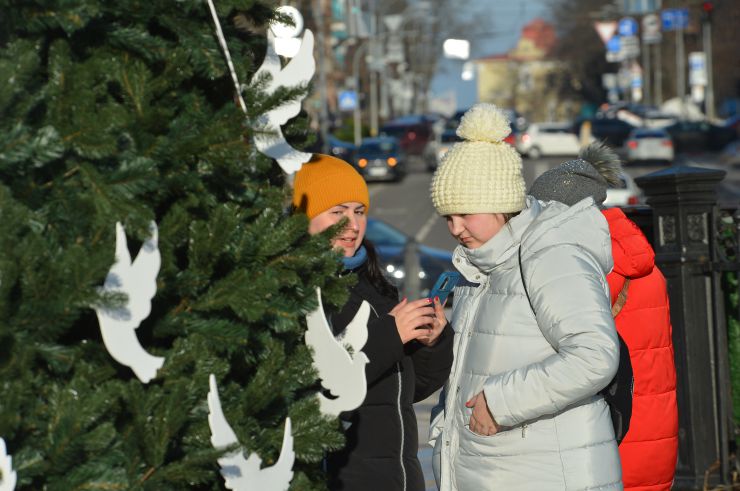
[362,314,405,385]
[410,323,454,403]
[483,244,619,427]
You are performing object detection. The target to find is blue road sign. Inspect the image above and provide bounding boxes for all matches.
[675,8,689,29]
[338,90,358,111]
[661,9,674,30]
[618,17,638,37]
[661,8,689,31]
[606,35,621,53]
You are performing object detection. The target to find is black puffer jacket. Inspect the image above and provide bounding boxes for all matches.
[326,264,454,491]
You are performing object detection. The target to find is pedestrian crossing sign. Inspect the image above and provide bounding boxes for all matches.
[338,90,358,111]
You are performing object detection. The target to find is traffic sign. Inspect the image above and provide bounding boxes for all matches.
[594,21,618,45]
[689,52,707,86]
[602,73,618,90]
[606,36,622,63]
[606,35,621,53]
[675,8,689,29]
[618,17,639,37]
[620,35,640,59]
[642,13,662,44]
[661,8,689,31]
[338,90,358,111]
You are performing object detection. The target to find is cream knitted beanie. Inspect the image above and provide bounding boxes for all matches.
[431,103,526,215]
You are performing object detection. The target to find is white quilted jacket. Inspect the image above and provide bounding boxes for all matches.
[430,196,623,490]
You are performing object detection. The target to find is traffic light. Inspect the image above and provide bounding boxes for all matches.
[702,1,714,22]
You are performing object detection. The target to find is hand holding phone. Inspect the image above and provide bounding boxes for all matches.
[428,271,461,306]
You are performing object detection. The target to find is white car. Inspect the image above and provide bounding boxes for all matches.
[517,123,584,159]
[604,172,642,207]
[624,128,674,163]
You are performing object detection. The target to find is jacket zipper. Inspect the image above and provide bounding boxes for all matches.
[396,363,406,490]
[442,282,488,489]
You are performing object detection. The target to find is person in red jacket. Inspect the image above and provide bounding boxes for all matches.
[530,142,679,490]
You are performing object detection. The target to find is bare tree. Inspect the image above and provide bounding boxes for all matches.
[548,0,614,105]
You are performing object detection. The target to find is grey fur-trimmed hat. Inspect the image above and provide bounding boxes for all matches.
[529,141,622,206]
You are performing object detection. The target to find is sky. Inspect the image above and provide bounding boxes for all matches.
[429,0,552,111]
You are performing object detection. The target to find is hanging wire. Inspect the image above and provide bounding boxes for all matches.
[205,0,248,116]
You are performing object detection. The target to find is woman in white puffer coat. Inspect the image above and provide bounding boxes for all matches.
[428,104,623,490]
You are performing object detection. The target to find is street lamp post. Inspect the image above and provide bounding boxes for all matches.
[352,41,370,146]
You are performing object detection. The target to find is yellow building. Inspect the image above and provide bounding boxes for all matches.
[476,19,577,123]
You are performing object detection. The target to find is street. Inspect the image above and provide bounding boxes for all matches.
[367,152,739,490]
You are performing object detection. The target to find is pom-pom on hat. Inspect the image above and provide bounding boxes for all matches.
[431,103,526,215]
[529,141,623,207]
[292,153,369,219]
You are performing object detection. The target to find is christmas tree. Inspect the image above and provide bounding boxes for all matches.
[0,0,349,488]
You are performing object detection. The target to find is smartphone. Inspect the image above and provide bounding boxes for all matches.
[428,271,461,306]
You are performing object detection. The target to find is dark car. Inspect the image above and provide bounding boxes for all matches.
[355,137,405,182]
[365,218,453,298]
[306,134,356,162]
[664,120,737,153]
[574,117,635,147]
[380,115,435,156]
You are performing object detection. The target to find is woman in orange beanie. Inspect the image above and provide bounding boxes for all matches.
[293,154,454,491]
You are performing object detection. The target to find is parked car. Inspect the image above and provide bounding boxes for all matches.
[723,115,739,136]
[604,173,641,207]
[624,128,674,163]
[354,137,405,182]
[426,128,461,171]
[305,134,356,162]
[719,140,740,167]
[380,115,435,156]
[517,123,582,158]
[365,218,454,297]
[664,120,737,153]
[574,117,636,147]
[327,135,356,162]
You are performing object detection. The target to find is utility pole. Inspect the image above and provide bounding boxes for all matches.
[352,42,369,146]
[369,0,379,137]
[702,1,716,119]
[676,22,685,112]
[314,0,330,153]
[655,42,662,105]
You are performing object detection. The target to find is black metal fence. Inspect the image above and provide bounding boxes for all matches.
[626,166,740,490]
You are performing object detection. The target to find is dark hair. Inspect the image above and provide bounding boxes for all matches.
[362,239,399,300]
[503,211,520,222]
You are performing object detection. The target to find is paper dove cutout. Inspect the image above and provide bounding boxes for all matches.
[252,29,316,174]
[94,221,164,383]
[0,438,16,491]
[207,375,295,491]
[305,287,371,417]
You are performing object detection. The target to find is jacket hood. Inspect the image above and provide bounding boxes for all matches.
[454,196,612,281]
[601,207,654,279]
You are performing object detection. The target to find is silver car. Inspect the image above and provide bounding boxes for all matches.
[624,128,674,163]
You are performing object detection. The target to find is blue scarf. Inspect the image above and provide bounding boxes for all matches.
[342,245,368,271]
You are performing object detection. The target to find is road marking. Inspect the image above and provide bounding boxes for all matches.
[415,211,440,243]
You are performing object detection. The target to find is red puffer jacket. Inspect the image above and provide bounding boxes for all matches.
[603,208,678,490]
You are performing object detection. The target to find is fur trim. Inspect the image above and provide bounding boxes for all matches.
[578,141,623,187]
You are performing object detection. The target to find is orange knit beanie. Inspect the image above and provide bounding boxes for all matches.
[292,154,370,219]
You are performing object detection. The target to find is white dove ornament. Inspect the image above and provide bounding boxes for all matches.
[207,375,295,491]
[305,287,371,417]
[0,438,16,491]
[94,221,164,383]
[252,28,316,174]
